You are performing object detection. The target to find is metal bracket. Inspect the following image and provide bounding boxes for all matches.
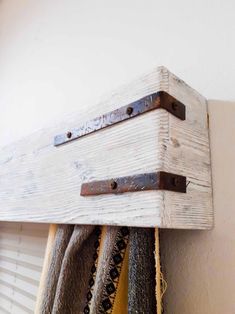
[54,91,185,146]
[80,172,186,196]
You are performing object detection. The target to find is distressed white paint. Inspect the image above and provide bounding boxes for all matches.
[0,67,212,229]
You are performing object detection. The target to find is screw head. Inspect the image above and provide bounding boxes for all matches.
[126,106,133,115]
[110,180,118,190]
[67,131,72,139]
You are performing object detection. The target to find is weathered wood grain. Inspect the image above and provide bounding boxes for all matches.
[163,71,213,229]
[0,67,213,228]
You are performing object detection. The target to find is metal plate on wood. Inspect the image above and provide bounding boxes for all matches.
[80,172,186,196]
[54,91,185,146]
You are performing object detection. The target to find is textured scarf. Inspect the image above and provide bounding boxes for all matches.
[39,225,160,314]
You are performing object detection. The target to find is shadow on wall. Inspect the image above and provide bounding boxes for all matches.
[160,100,235,314]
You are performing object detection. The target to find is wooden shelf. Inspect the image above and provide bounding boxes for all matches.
[0,67,213,229]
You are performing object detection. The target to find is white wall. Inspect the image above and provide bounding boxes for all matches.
[161,100,235,313]
[1,1,235,313]
[1,0,235,147]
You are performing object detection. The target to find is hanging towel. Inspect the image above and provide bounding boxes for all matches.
[128,228,156,313]
[39,225,161,314]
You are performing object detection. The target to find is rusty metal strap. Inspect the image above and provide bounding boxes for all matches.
[80,172,186,196]
[54,91,185,146]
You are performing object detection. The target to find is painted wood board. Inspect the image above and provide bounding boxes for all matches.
[0,66,213,228]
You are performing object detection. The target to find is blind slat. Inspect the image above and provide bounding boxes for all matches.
[0,222,48,314]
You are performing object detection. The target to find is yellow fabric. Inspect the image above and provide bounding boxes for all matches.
[112,244,129,314]
[92,226,129,313]
[92,226,160,313]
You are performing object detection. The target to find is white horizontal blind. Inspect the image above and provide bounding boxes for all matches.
[0,222,49,314]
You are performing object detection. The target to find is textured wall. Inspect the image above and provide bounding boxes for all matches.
[161,100,235,313]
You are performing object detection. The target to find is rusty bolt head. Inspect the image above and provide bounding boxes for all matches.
[110,180,118,190]
[126,106,133,115]
[67,131,72,139]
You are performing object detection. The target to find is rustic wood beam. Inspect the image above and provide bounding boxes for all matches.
[0,67,213,229]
